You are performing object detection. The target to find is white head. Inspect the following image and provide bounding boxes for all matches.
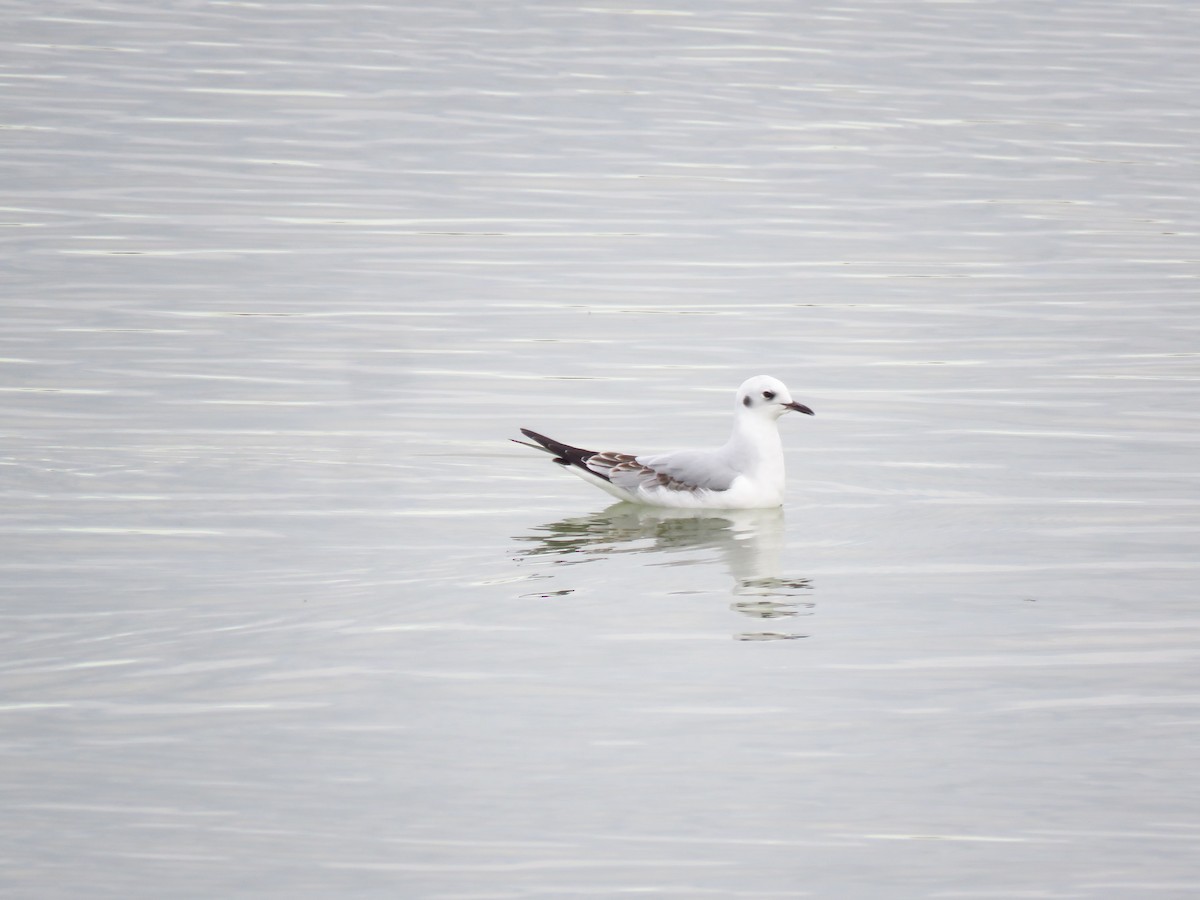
[735,375,814,419]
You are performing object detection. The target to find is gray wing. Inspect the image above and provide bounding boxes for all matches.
[586,448,737,494]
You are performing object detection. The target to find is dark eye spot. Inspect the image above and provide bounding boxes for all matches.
[762,390,776,400]
[742,396,752,407]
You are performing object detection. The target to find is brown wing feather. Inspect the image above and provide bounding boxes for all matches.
[586,452,708,494]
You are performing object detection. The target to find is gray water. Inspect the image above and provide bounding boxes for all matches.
[3,1,1200,897]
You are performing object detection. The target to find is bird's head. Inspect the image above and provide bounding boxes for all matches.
[735,375,814,419]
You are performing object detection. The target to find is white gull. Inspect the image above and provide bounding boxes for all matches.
[513,375,814,509]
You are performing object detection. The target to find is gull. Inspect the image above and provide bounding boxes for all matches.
[513,375,814,509]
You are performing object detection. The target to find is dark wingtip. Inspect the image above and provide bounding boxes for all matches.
[512,429,604,478]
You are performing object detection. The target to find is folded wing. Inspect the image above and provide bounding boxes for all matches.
[589,449,736,495]
[515,429,736,496]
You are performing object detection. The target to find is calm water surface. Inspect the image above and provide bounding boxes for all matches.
[3,1,1200,897]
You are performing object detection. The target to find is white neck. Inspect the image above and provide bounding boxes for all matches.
[723,411,786,485]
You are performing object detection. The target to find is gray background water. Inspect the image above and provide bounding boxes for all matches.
[3,1,1199,897]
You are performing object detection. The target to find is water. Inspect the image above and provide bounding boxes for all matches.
[3,0,1200,896]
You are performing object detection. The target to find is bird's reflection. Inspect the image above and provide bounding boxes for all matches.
[513,504,813,640]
